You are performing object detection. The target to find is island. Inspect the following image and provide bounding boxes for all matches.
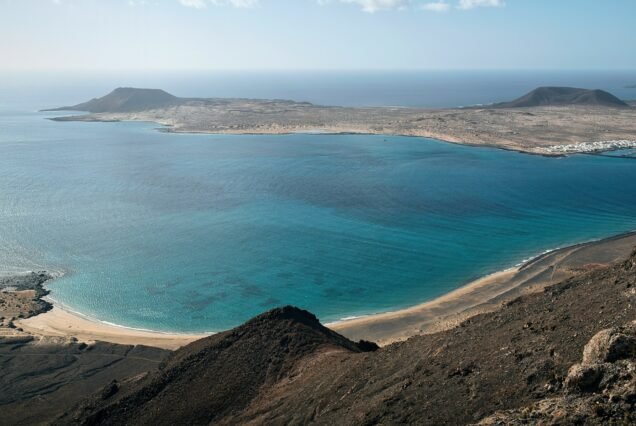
[46,86,636,156]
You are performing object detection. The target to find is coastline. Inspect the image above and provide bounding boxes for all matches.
[7,230,636,349]
[57,115,636,158]
[15,306,210,350]
[327,267,519,344]
[329,230,636,345]
[46,100,636,157]
[49,115,564,157]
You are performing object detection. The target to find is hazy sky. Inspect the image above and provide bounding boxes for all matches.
[2,0,635,71]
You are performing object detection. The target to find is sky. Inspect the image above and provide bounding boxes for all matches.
[1,0,635,71]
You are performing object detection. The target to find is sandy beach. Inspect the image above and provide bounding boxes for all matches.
[330,230,636,345]
[328,268,519,345]
[6,231,635,350]
[16,307,208,350]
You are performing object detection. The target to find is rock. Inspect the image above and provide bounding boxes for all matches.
[357,339,379,352]
[582,325,636,364]
[566,324,636,392]
[623,249,636,271]
[564,363,604,392]
[100,381,120,400]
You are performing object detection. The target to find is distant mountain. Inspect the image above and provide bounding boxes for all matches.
[493,86,629,108]
[45,87,181,113]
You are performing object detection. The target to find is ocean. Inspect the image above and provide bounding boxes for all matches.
[1,70,635,109]
[1,71,635,332]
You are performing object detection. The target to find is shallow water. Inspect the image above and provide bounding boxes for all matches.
[1,108,636,332]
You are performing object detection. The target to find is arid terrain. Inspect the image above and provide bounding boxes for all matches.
[0,272,52,334]
[49,87,636,156]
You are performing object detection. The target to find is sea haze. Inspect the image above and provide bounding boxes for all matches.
[0,70,635,109]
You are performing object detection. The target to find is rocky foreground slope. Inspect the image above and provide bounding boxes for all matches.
[40,249,636,425]
[481,321,636,424]
[0,337,169,425]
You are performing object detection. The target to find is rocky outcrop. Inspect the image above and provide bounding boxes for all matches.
[581,323,636,365]
[0,272,53,329]
[479,322,636,425]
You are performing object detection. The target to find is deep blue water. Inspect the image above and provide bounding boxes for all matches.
[1,105,636,331]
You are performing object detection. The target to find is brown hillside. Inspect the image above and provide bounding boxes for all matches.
[61,250,636,425]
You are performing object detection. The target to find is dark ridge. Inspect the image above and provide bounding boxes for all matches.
[44,87,181,113]
[62,306,377,425]
[492,86,629,108]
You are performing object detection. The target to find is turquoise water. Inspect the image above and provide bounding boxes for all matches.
[1,109,636,331]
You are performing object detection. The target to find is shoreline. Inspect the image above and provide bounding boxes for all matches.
[7,230,636,349]
[50,115,565,157]
[325,267,519,340]
[16,306,210,350]
[43,293,216,337]
[58,115,636,158]
[159,127,567,158]
[330,230,636,345]
[45,98,636,157]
